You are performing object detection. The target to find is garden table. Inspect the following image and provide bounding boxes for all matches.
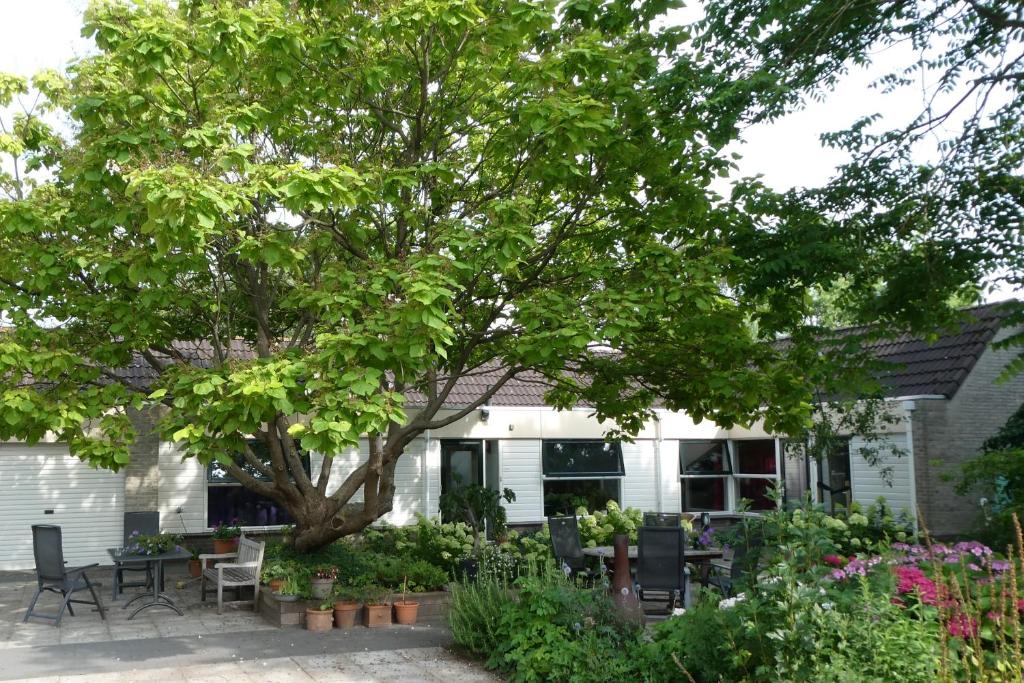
[582,545,725,589]
[108,547,191,619]
[582,546,724,562]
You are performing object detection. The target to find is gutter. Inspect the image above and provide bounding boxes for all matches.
[902,400,920,533]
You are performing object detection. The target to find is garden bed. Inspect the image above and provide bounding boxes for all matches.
[258,586,451,628]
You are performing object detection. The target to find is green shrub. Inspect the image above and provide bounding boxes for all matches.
[648,571,941,682]
[449,576,518,658]
[450,570,648,682]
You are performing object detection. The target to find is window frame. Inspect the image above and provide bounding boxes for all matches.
[541,439,626,479]
[678,439,733,513]
[678,438,782,514]
[541,439,625,514]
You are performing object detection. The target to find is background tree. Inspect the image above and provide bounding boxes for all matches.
[0,0,978,551]
[699,0,1024,369]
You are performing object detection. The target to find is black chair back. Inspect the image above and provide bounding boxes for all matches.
[642,512,681,528]
[636,526,686,592]
[548,515,585,570]
[31,525,66,582]
[124,511,160,544]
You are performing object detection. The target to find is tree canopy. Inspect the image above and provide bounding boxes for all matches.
[0,0,986,550]
[700,0,1024,370]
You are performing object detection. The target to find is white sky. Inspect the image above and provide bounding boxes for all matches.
[0,0,1018,302]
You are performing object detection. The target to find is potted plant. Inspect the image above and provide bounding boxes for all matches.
[332,584,361,629]
[392,576,419,625]
[188,547,202,578]
[305,598,334,632]
[273,574,301,602]
[361,584,391,628]
[310,565,337,600]
[439,480,516,578]
[211,520,242,554]
[262,560,289,593]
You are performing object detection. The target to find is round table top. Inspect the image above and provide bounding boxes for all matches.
[581,545,724,561]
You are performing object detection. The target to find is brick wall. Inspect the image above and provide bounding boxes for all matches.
[912,326,1024,537]
[124,407,161,513]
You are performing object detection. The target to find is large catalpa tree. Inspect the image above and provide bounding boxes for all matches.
[0,0,971,550]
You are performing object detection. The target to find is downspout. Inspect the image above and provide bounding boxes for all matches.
[653,412,663,513]
[902,400,920,533]
[423,428,432,518]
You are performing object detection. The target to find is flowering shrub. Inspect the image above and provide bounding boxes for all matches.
[126,531,183,556]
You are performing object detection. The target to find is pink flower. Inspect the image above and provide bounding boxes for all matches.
[824,554,845,567]
[947,613,978,639]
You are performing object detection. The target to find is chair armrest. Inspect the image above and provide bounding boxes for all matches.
[214,561,259,570]
[199,552,237,569]
[66,563,99,576]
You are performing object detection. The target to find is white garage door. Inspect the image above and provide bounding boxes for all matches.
[0,443,125,571]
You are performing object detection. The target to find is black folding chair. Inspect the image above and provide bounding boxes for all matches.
[24,525,106,626]
[547,515,598,582]
[707,534,763,599]
[643,512,682,528]
[634,526,687,609]
[116,511,160,598]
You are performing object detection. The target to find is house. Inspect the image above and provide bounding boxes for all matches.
[1,302,1021,571]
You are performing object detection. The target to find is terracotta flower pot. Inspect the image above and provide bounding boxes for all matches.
[306,608,334,632]
[393,600,419,625]
[364,603,391,628]
[212,538,238,555]
[268,578,284,593]
[333,601,361,628]
[188,559,202,578]
[310,577,334,600]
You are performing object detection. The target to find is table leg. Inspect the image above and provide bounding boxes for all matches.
[111,564,118,602]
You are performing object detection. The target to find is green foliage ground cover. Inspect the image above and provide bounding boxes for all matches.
[448,499,1024,682]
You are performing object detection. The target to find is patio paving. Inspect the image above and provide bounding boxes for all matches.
[0,568,499,682]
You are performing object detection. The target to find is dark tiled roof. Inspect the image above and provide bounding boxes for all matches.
[41,300,1015,406]
[834,301,1015,399]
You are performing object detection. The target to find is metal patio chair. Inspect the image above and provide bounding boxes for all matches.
[115,511,160,598]
[24,525,106,626]
[200,535,265,615]
[634,526,687,609]
[642,512,682,528]
[547,515,599,582]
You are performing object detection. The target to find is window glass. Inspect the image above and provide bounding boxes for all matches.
[681,478,727,512]
[738,477,776,510]
[207,440,310,483]
[734,439,777,475]
[208,487,295,528]
[207,439,309,528]
[680,440,732,475]
[543,479,621,517]
[542,441,625,478]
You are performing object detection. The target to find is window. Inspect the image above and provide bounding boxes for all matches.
[733,439,779,510]
[207,440,310,528]
[542,440,624,516]
[680,439,781,512]
[680,440,730,512]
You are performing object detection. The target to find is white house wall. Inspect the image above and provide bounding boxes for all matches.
[850,432,913,515]
[158,440,206,535]
[658,439,683,514]
[498,439,544,523]
[620,440,659,512]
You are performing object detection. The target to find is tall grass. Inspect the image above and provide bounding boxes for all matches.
[930,513,1024,682]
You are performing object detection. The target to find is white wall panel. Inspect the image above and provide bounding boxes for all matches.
[0,444,125,570]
